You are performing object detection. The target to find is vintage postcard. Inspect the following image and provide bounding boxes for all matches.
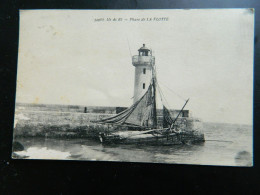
[13,9,254,166]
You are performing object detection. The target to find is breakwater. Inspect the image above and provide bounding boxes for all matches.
[13,103,192,139]
[14,109,115,139]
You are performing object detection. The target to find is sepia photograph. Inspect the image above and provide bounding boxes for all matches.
[12,9,254,166]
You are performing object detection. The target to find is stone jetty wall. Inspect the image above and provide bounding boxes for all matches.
[13,103,191,139]
[14,109,115,139]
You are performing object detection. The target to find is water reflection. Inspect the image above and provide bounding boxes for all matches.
[12,123,253,166]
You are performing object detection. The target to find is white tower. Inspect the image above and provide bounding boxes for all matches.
[132,44,155,103]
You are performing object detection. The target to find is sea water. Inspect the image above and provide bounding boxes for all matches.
[13,122,253,166]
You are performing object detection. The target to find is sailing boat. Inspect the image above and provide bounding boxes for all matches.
[92,44,205,145]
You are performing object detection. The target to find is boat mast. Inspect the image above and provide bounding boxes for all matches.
[152,53,157,128]
[170,98,189,129]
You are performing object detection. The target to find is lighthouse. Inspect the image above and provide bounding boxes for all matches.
[132,44,155,103]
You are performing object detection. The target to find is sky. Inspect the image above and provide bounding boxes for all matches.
[16,9,254,124]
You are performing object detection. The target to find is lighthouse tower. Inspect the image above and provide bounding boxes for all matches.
[132,44,155,103]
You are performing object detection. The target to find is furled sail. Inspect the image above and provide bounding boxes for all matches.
[93,84,155,128]
[163,105,173,128]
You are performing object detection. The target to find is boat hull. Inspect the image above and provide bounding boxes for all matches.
[99,130,205,145]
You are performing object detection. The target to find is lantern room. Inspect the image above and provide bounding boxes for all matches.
[138,44,150,56]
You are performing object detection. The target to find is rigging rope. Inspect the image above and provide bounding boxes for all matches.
[156,81,171,109]
[158,81,187,101]
[153,64,185,108]
[126,37,132,59]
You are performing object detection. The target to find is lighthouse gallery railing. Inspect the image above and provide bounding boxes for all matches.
[132,55,155,66]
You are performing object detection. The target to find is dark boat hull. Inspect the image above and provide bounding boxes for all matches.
[99,131,205,145]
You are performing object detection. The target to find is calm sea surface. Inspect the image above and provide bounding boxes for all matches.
[14,123,253,166]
